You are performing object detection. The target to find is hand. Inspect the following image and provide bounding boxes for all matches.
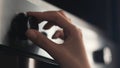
[26,11,90,68]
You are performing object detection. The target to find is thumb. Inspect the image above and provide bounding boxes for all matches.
[26,29,67,62]
[26,29,58,51]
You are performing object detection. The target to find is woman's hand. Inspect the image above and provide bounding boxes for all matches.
[26,11,90,68]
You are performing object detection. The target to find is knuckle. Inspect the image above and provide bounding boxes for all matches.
[78,29,83,37]
[52,12,61,21]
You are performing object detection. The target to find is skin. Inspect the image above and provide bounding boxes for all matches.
[26,11,90,68]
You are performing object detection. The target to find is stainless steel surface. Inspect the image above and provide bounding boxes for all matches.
[0,0,116,68]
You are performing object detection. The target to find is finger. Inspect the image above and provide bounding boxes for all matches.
[52,30,64,40]
[59,10,67,17]
[59,10,71,22]
[43,11,71,30]
[26,29,59,52]
[43,10,67,30]
[27,11,75,32]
